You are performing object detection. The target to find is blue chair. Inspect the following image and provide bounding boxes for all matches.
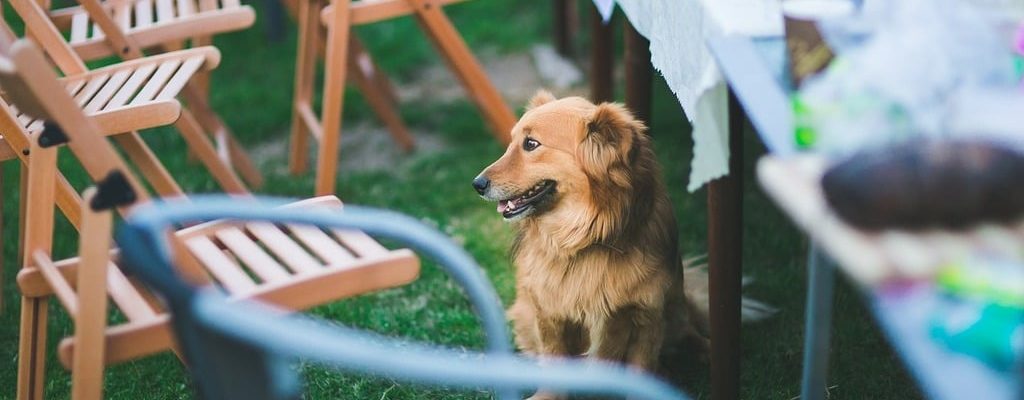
[116,197,691,400]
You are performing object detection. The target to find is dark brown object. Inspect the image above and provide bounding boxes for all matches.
[784,14,833,88]
[822,140,1024,231]
[552,0,577,58]
[625,20,652,126]
[708,89,745,400]
[589,5,614,103]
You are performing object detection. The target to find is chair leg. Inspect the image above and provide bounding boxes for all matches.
[316,0,351,196]
[349,37,399,106]
[407,0,515,144]
[17,297,49,400]
[173,110,248,194]
[800,242,836,400]
[113,132,185,197]
[71,197,113,400]
[180,84,264,189]
[347,38,415,152]
[289,0,324,176]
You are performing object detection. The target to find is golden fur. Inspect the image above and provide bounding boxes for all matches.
[475,92,710,397]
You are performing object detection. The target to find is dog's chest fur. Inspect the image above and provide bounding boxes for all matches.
[513,225,675,325]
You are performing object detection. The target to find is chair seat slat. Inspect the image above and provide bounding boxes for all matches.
[155,56,203,100]
[245,223,322,274]
[83,70,132,113]
[70,12,90,43]
[135,0,155,28]
[288,224,356,264]
[184,236,257,294]
[105,64,158,110]
[332,229,390,258]
[106,263,158,321]
[176,0,195,17]
[73,74,111,106]
[155,0,176,23]
[65,80,88,97]
[214,227,291,283]
[130,60,180,104]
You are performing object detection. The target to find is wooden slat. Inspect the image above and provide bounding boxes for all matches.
[70,12,90,43]
[135,0,154,28]
[83,70,132,113]
[104,64,158,110]
[105,263,158,321]
[245,223,321,273]
[183,236,256,293]
[176,0,195,17]
[32,251,78,314]
[73,74,110,106]
[332,229,390,258]
[155,56,203,100]
[213,227,290,283]
[155,0,175,23]
[114,2,132,31]
[130,60,180,104]
[92,21,104,40]
[288,224,355,263]
[64,80,88,97]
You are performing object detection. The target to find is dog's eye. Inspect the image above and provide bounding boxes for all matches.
[523,138,540,152]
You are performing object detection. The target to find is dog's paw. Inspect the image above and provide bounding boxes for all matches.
[526,391,567,400]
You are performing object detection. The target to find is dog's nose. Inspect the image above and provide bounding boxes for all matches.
[472,176,490,195]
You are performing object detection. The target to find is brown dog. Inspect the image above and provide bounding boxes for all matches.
[473,91,716,398]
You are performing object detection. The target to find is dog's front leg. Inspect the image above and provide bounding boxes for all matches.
[527,316,584,400]
[592,305,665,371]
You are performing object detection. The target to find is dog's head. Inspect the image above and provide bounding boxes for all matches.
[473,90,648,225]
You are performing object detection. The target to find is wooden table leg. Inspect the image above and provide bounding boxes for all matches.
[552,0,577,58]
[589,5,613,103]
[624,20,651,125]
[707,88,744,400]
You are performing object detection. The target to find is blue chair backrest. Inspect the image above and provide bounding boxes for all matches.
[116,196,690,400]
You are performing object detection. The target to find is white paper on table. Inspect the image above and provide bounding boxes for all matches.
[701,0,784,37]
[615,0,782,191]
[592,0,616,23]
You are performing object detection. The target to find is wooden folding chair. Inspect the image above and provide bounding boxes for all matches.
[8,0,256,193]
[45,0,261,186]
[291,0,517,195]
[0,21,213,312]
[1,39,420,400]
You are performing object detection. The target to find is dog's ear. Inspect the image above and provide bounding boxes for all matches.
[526,90,557,111]
[578,102,646,184]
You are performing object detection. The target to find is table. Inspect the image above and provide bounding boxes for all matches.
[583,2,781,396]
[711,35,1024,400]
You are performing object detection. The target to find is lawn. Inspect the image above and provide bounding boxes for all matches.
[0,1,921,399]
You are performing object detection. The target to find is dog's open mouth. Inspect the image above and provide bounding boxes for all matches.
[498,180,556,219]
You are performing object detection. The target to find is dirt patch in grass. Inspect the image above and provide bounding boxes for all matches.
[250,45,586,178]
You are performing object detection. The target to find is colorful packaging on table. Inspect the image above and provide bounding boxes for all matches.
[792,0,1021,155]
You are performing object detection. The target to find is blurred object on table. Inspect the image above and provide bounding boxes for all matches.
[820,140,1024,231]
[781,0,854,88]
[793,0,1022,155]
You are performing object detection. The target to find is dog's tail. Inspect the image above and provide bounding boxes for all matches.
[682,255,777,328]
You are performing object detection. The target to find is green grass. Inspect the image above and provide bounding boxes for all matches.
[0,1,921,399]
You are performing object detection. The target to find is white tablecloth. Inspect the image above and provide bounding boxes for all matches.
[598,0,782,191]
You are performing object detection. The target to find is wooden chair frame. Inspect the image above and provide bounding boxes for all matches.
[9,0,256,193]
[2,39,420,400]
[291,0,516,195]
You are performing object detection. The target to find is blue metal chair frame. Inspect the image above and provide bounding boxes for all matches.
[116,196,690,400]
